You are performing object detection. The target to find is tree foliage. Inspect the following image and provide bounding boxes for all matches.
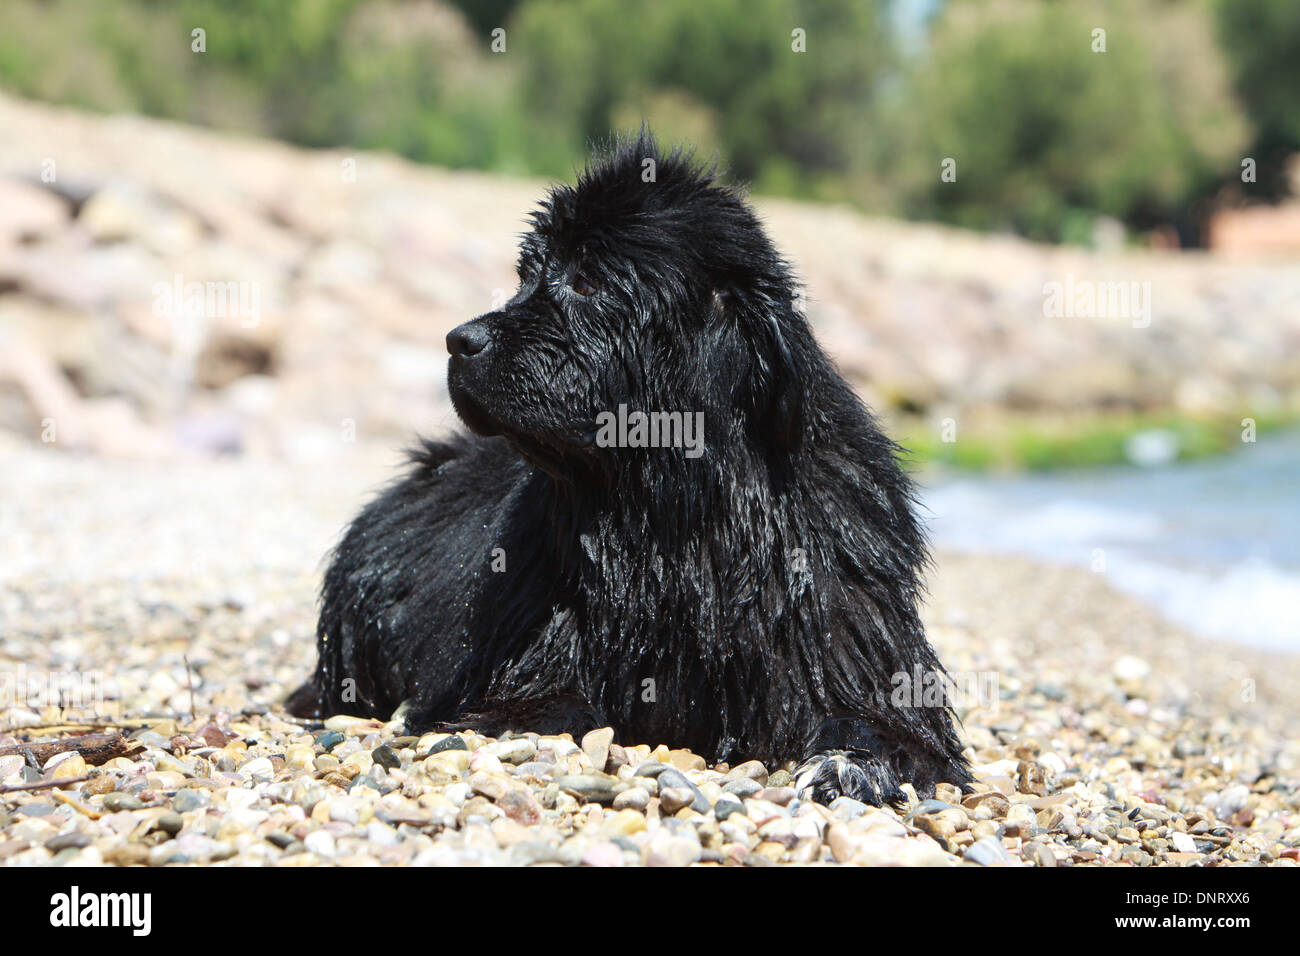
[0,0,1276,244]
[884,0,1250,241]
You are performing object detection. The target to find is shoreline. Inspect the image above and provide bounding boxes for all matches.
[896,411,1300,473]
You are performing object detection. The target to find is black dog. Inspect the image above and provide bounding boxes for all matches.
[288,132,971,805]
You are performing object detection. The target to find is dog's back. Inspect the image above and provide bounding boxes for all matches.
[290,434,544,721]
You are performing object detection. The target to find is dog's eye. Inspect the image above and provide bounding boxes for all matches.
[570,274,598,297]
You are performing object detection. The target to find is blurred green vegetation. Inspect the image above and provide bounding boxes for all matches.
[898,409,1296,472]
[1213,0,1300,201]
[0,0,1295,243]
[886,0,1250,241]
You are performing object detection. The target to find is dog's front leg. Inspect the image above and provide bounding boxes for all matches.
[794,747,906,807]
[427,692,607,741]
[795,716,969,807]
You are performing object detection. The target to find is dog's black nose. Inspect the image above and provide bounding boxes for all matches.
[446,322,491,358]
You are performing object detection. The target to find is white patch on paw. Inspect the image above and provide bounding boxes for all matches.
[794,752,849,798]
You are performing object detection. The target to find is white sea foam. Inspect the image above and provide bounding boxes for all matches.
[921,456,1300,651]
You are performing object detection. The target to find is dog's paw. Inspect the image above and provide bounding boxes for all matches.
[794,748,905,807]
[283,679,322,719]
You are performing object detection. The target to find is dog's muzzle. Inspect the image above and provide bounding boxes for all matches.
[446,320,500,436]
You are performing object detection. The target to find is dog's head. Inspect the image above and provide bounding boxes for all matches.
[446,130,808,476]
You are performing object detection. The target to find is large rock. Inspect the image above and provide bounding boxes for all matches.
[0,179,67,243]
[0,90,1297,460]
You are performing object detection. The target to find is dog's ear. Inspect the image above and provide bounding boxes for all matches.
[760,304,805,451]
[710,288,805,452]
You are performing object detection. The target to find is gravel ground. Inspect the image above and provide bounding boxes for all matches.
[2,434,1298,866]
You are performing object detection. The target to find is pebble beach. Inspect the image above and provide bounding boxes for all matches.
[2,436,1297,867]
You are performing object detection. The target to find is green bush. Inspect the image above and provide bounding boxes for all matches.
[883,0,1250,241]
[1214,0,1300,196]
[509,0,890,190]
[0,0,1269,243]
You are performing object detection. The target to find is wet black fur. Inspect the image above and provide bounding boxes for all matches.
[288,132,972,804]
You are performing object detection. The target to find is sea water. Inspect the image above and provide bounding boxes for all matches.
[920,431,1300,651]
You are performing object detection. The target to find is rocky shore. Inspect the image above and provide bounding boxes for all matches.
[3,91,1300,465]
[2,438,1296,866]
